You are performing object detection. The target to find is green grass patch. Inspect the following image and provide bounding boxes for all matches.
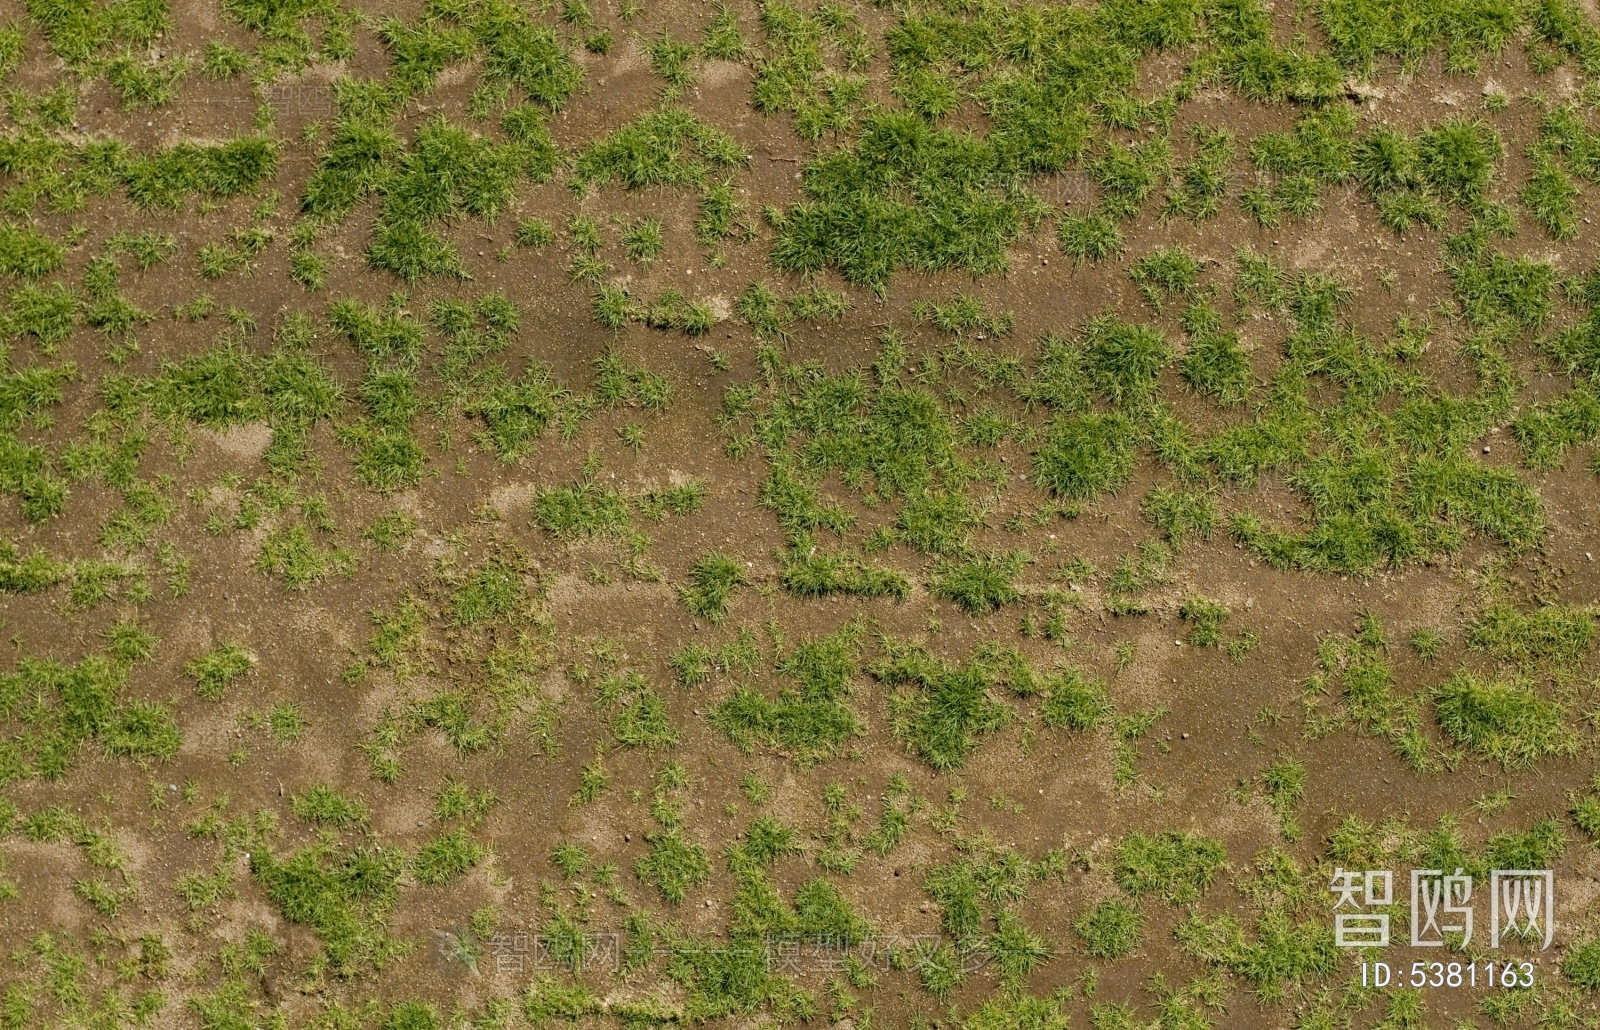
[1434,669,1577,768]
[185,644,252,700]
[680,552,744,622]
[929,551,1024,614]
[1074,899,1142,958]
[1114,831,1226,903]
[635,829,710,903]
[710,623,864,765]
[872,640,1012,770]
[253,840,407,976]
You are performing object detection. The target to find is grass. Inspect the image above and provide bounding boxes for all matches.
[450,556,525,626]
[732,281,851,337]
[514,218,554,248]
[1058,213,1123,264]
[1141,486,1218,547]
[1261,757,1306,838]
[1039,668,1110,730]
[256,524,355,589]
[710,623,864,765]
[1409,628,1445,661]
[1,1,1596,1019]
[363,510,416,551]
[913,294,1013,337]
[780,542,910,599]
[413,828,487,885]
[1033,412,1137,500]
[1180,597,1229,646]
[621,217,664,263]
[1565,939,1600,991]
[253,840,406,976]
[576,108,746,190]
[649,33,698,94]
[291,785,368,827]
[1130,248,1200,312]
[1075,899,1143,958]
[769,111,1047,294]
[435,778,498,821]
[534,475,632,540]
[1523,156,1579,238]
[1181,324,1252,406]
[873,640,1012,770]
[1083,315,1172,404]
[930,551,1024,614]
[1165,127,1235,219]
[4,282,79,352]
[1465,602,1594,667]
[1114,831,1226,903]
[600,673,678,750]
[185,644,252,700]
[1433,670,1576,768]
[635,829,710,903]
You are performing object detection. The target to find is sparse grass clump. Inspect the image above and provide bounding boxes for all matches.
[1466,603,1594,667]
[635,829,710,903]
[780,541,909,599]
[1180,597,1230,646]
[413,828,487,885]
[1075,899,1143,958]
[679,552,744,622]
[253,840,406,976]
[1141,486,1218,547]
[291,785,368,828]
[1434,670,1576,768]
[1033,412,1137,500]
[1181,328,1252,405]
[1058,213,1123,263]
[1114,831,1226,903]
[929,551,1024,614]
[711,624,864,765]
[872,640,1012,770]
[363,510,416,551]
[576,108,746,190]
[599,672,678,750]
[1129,248,1200,312]
[1040,668,1110,730]
[186,644,253,700]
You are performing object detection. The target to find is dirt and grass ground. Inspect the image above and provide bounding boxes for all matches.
[2,0,1600,1026]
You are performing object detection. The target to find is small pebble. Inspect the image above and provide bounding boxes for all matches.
[1182,732,1190,739]
[1483,446,1491,454]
